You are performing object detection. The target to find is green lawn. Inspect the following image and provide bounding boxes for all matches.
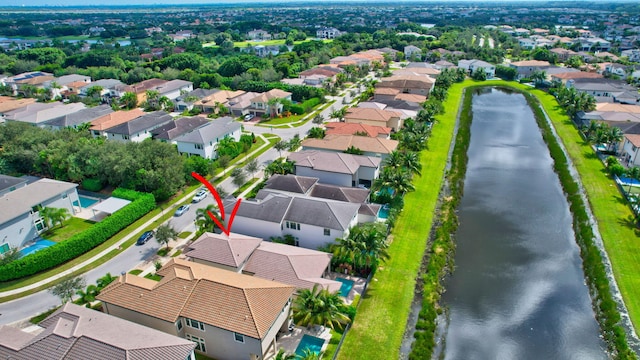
[259,113,306,126]
[42,217,95,242]
[337,81,463,359]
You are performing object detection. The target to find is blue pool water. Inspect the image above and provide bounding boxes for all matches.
[616,175,640,187]
[20,239,55,257]
[295,334,325,357]
[77,195,99,208]
[335,277,354,297]
[378,204,390,219]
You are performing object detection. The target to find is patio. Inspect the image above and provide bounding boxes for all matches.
[277,324,332,357]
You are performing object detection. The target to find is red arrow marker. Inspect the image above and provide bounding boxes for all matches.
[191,172,242,236]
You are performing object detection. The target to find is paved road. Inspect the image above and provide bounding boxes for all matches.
[0,91,351,326]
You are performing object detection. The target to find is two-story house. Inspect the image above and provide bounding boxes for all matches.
[288,150,381,188]
[509,60,550,79]
[457,59,496,78]
[3,102,86,127]
[103,111,174,142]
[89,108,146,138]
[175,117,242,159]
[301,134,399,160]
[249,89,292,117]
[42,104,113,131]
[79,78,124,99]
[152,116,209,144]
[344,107,403,132]
[97,259,295,360]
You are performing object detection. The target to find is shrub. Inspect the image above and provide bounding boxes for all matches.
[289,104,305,115]
[0,189,155,282]
[81,178,103,192]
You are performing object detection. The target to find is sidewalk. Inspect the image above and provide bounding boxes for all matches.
[0,134,275,299]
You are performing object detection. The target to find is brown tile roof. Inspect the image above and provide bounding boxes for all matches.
[376,74,435,90]
[185,232,262,268]
[0,96,36,113]
[625,134,640,147]
[243,241,341,292]
[195,90,245,107]
[325,122,391,137]
[299,68,341,78]
[394,93,427,103]
[90,109,145,131]
[250,89,291,103]
[510,60,550,67]
[15,75,54,85]
[97,259,294,339]
[596,103,640,113]
[0,303,195,360]
[119,78,167,94]
[302,134,398,154]
[374,87,400,95]
[551,72,603,80]
[344,107,401,123]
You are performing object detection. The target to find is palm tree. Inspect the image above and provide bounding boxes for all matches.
[267,97,283,117]
[383,150,404,170]
[626,166,640,194]
[292,284,351,331]
[120,92,138,110]
[333,223,389,273]
[195,204,221,233]
[296,349,324,360]
[582,120,602,139]
[40,207,70,229]
[155,224,178,251]
[288,134,302,151]
[312,113,324,124]
[376,168,415,195]
[307,127,325,139]
[606,126,623,153]
[401,151,422,176]
[96,273,116,291]
[274,140,288,157]
[530,70,547,87]
[264,160,295,177]
[76,284,99,305]
[274,349,296,360]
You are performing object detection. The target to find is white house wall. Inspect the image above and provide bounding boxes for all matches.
[295,167,352,187]
[283,222,348,250]
[0,213,38,250]
[260,300,291,355]
[190,322,262,360]
[231,217,283,241]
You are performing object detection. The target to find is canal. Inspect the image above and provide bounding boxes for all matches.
[438,88,607,359]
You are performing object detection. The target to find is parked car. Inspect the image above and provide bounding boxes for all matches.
[192,189,207,203]
[174,204,190,217]
[244,114,255,121]
[136,230,154,245]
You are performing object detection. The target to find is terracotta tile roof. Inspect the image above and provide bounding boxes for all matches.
[0,96,36,113]
[374,88,400,95]
[376,74,435,90]
[119,78,167,94]
[325,122,391,137]
[89,109,145,131]
[97,259,294,339]
[394,93,427,103]
[344,107,401,123]
[288,150,381,174]
[250,89,291,103]
[510,60,550,67]
[185,232,262,268]
[195,90,245,107]
[301,134,398,154]
[625,134,640,147]
[551,72,603,80]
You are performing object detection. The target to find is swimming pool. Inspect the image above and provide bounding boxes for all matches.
[295,334,325,357]
[378,204,390,219]
[75,195,99,208]
[616,175,640,188]
[20,239,55,257]
[335,277,354,298]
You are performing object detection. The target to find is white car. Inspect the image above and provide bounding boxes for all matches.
[174,204,190,217]
[192,189,207,203]
[244,114,255,121]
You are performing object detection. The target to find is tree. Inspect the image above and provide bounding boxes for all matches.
[274,349,296,360]
[530,70,547,87]
[246,159,260,179]
[312,113,324,124]
[625,166,640,194]
[274,140,288,157]
[195,204,221,234]
[40,207,70,229]
[119,91,138,110]
[288,134,302,151]
[155,224,178,251]
[0,247,20,267]
[401,151,422,176]
[297,349,324,360]
[76,284,99,305]
[344,146,364,155]
[292,284,351,331]
[383,150,403,170]
[49,276,86,304]
[231,167,247,186]
[217,155,232,175]
[96,272,116,290]
[307,127,326,139]
[264,160,295,177]
[333,222,389,273]
[471,67,487,81]
[376,168,415,195]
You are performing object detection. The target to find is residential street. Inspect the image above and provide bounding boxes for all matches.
[0,92,349,326]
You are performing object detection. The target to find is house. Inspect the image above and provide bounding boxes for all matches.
[509,60,550,79]
[173,88,218,112]
[604,63,629,77]
[97,259,294,360]
[301,134,399,159]
[248,89,292,117]
[621,134,640,166]
[224,192,360,249]
[3,102,86,126]
[263,174,380,222]
[344,107,403,132]
[568,78,640,104]
[0,303,196,360]
[550,71,603,85]
[288,150,381,188]
[89,108,146,138]
[154,79,194,100]
[152,116,209,143]
[404,45,422,59]
[52,74,92,87]
[194,90,245,114]
[184,232,342,293]
[457,59,496,78]
[375,74,435,97]
[325,122,392,138]
[104,110,173,142]
[550,48,578,62]
[175,116,242,159]
[576,103,640,128]
[316,27,342,39]
[115,78,168,104]
[247,29,272,41]
[227,91,260,116]
[3,71,54,96]
[0,178,79,252]
[0,96,36,119]
[621,49,640,62]
[42,104,113,130]
[79,78,124,99]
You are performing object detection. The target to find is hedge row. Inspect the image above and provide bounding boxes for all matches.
[289,97,321,115]
[522,91,636,359]
[0,189,155,282]
[408,87,471,358]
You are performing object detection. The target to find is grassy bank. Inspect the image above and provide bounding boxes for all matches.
[336,81,463,360]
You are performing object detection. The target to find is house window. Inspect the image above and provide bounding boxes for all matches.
[324,228,331,236]
[123,135,129,140]
[185,318,205,331]
[186,334,206,352]
[62,193,68,199]
[93,131,100,136]
[0,243,9,255]
[195,144,203,150]
[285,221,300,230]
[176,319,183,331]
[234,332,245,343]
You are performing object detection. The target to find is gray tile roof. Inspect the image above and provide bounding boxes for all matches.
[264,174,319,194]
[0,178,77,225]
[0,174,27,193]
[105,111,173,135]
[151,116,209,141]
[155,79,193,96]
[185,232,263,268]
[285,197,359,230]
[174,116,241,144]
[0,303,195,360]
[228,193,294,223]
[43,104,113,128]
[175,88,218,102]
[288,150,381,175]
[309,183,370,203]
[80,78,123,91]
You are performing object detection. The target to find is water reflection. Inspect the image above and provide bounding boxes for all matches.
[440,88,606,360]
